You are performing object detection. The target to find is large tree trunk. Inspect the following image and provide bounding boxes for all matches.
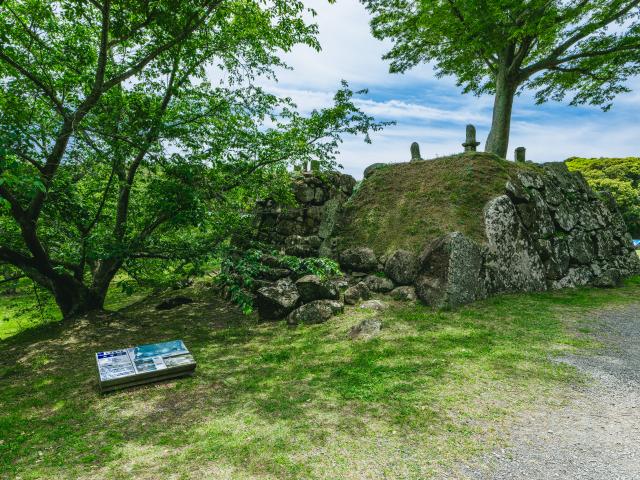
[51,276,106,318]
[485,71,518,159]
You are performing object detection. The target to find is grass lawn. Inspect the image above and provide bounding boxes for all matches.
[1,278,639,479]
[0,280,150,340]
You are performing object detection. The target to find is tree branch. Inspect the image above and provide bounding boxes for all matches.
[445,0,498,71]
[102,0,221,91]
[27,1,111,220]
[13,149,45,173]
[522,0,640,77]
[113,52,181,241]
[0,52,66,116]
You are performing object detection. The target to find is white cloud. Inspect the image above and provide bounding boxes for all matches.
[208,0,640,179]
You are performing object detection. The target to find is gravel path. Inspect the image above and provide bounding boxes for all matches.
[463,302,640,480]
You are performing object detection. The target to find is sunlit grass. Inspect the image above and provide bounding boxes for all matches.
[0,277,638,479]
[0,277,151,340]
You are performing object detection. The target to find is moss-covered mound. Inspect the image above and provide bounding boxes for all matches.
[333,152,539,256]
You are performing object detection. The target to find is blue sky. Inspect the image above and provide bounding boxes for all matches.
[260,0,640,179]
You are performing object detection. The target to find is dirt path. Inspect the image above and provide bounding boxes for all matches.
[462,302,640,480]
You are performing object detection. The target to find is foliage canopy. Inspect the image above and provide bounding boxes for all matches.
[362,0,640,157]
[0,0,383,317]
[566,157,640,237]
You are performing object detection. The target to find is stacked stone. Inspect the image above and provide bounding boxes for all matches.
[254,171,356,257]
[489,162,639,291]
[331,163,639,310]
[253,247,419,323]
[411,162,640,309]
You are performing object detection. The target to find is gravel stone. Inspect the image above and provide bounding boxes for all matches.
[461,303,640,480]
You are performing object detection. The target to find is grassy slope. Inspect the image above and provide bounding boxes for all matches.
[335,152,539,256]
[2,278,639,479]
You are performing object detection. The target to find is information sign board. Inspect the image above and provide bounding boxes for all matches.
[96,339,196,392]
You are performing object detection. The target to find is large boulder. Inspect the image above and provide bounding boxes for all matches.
[339,247,378,273]
[550,266,594,290]
[592,267,622,288]
[384,249,419,285]
[363,275,395,293]
[255,280,300,320]
[287,300,344,325]
[483,195,546,293]
[359,299,389,311]
[415,232,485,309]
[344,281,371,305]
[568,231,595,265]
[295,275,339,303]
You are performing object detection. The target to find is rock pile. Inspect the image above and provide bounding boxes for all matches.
[254,171,356,257]
[252,248,418,322]
[254,273,345,324]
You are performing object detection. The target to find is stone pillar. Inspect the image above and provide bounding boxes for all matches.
[462,124,480,152]
[410,142,422,162]
[310,160,320,172]
[515,147,526,163]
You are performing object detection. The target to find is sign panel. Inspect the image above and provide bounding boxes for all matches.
[96,339,196,392]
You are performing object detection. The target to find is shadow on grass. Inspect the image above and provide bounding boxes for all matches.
[1,278,638,479]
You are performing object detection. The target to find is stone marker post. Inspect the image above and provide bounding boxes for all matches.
[410,142,422,162]
[515,147,526,163]
[462,124,481,152]
[310,160,320,172]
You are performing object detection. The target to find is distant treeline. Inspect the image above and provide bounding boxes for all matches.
[566,157,640,237]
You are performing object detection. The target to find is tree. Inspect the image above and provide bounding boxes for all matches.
[361,0,640,158]
[0,0,383,318]
[566,157,640,236]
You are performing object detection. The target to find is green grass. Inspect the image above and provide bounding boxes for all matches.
[0,278,150,340]
[0,281,61,340]
[1,278,639,479]
[334,152,540,256]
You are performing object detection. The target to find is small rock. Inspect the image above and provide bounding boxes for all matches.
[359,299,389,311]
[390,286,417,301]
[349,318,382,340]
[156,296,193,310]
[344,282,371,305]
[287,300,344,325]
[332,278,349,290]
[256,267,291,281]
[363,275,395,293]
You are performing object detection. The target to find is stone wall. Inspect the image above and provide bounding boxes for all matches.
[335,161,639,310]
[413,162,640,308]
[484,162,638,291]
[253,161,639,313]
[254,171,356,257]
